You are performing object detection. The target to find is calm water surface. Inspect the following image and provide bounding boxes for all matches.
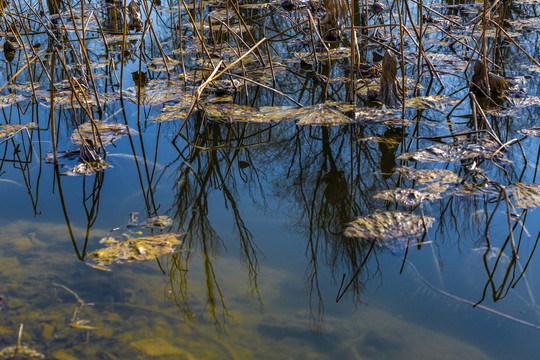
[1,0,540,358]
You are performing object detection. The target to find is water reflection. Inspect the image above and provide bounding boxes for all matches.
[3,0,540,357]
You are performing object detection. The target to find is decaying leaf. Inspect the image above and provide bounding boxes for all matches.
[448,171,500,198]
[204,103,262,122]
[87,233,184,270]
[0,123,36,141]
[294,103,354,125]
[396,167,461,184]
[511,182,540,209]
[140,216,173,228]
[64,159,113,176]
[405,95,459,111]
[0,345,45,359]
[397,139,506,163]
[373,185,448,206]
[71,121,133,146]
[0,94,25,107]
[123,79,195,106]
[355,107,407,126]
[148,94,196,122]
[203,102,354,125]
[345,211,435,240]
[518,125,540,137]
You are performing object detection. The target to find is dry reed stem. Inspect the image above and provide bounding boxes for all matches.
[0,56,36,92]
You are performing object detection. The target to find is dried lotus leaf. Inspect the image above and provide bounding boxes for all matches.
[70,121,132,146]
[0,123,36,140]
[87,233,183,270]
[373,185,447,206]
[511,182,540,209]
[396,167,461,184]
[397,140,506,163]
[345,211,435,242]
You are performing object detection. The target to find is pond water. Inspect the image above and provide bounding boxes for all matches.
[1,0,540,358]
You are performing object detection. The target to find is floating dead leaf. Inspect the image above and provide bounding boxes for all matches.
[448,171,500,198]
[355,107,407,126]
[35,89,118,108]
[295,47,351,61]
[0,94,25,107]
[123,79,195,106]
[518,125,540,137]
[345,211,435,246]
[204,103,262,122]
[6,82,43,92]
[101,34,141,44]
[140,216,173,228]
[397,139,506,163]
[486,96,540,116]
[148,94,195,122]
[148,57,180,72]
[294,103,354,125]
[423,52,468,72]
[203,102,353,124]
[511,182,540,209]
[508,17,540,31]
[405,95,459,111]
[373,185,447,206]
[87,233,183,270]
[64,159,113,176]
[396,167,461,184]
[71,121,132,146]
[0,123,36,140]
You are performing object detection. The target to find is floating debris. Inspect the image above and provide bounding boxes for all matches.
[64,159,113,176]
[0,94,26,108]
[149,94,195,122]
[0,324,45,360]
[140,216,173,228]
[88,233,184,270]
[203,102,354,125]
[470,60,508,97]
[0,123,36,142]
[518,125,540,137]
[127,0,143,32]
[71,121,133,146]
[396,167,461,184]
[355,107,405,126]
[374,185,448,206]
[511,182,540,209]
[405,95,459,111]
[379,50,403,108]
[397,139,507,163]
[345,211,435,243]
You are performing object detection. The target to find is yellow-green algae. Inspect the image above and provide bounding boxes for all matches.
[0,220,494,360]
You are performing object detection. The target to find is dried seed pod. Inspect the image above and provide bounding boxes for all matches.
[372,0,386,15]
[470,60,508,97]
[127,0,143,32]
[322,0,349,40]
[379,50,403,108]
[3,40,16,53]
